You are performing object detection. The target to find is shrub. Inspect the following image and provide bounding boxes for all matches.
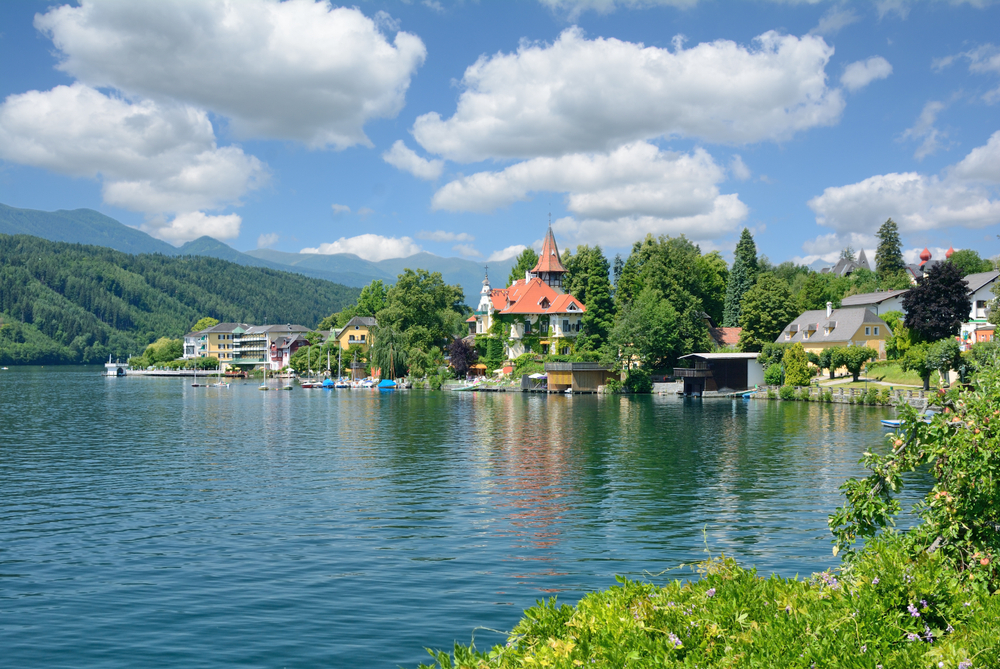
[796,387,811,402]
[766,389,776,399]
[625,368,652,394]
[877,388,893,405]
[822,390,833,403]
[764,363,783,386]
[779,385,795,400]
[604,378,624,394]
[428,374,443,391]
[783,343,812,387]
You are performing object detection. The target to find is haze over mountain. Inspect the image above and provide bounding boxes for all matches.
[0,203,514,302]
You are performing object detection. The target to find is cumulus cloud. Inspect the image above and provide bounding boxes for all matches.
[808,131,1000,239]
[840,56,892,91]
[0,83,266,225]
[142,211,242,244]
[331,204,352,216]
[416,230,475,242]
[257,233,279,248]
[301,234,421,261]
[792,231,876,266]
[539,0,699,17]
[487,244,528,262]
[412,28,843,162]
[432,142,747,247]
[36,1,427,149]
[382,140,444,180]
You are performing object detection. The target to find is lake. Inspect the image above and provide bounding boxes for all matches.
[0,366,923,668]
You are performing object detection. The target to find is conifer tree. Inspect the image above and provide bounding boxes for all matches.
[875,218,905,282]
[722,228,758,327]
[902,261,972,342]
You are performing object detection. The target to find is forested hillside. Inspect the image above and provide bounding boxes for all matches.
[0,234,359,365]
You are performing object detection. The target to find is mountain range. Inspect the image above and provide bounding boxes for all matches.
[0,203,515,302]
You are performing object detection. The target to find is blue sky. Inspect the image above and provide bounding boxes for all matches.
[1,0,999,269]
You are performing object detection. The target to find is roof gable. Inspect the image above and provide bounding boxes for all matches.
[530,227,567,274]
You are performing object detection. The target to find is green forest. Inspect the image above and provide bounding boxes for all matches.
[0,234,359,365]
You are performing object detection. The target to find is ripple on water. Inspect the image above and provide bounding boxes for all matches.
[0,367,927,668]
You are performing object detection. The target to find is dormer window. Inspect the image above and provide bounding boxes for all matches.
[539,297,550,309]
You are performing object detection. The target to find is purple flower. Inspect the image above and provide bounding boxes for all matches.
[906,633,919,642]
[920,599,928,608]
[860,644,866,653]
[872,577,879,585]
[907,603,920,617]
[959,660,973,669]
[706,588,716,598]
[946,624,954,634]
[667,632,682,649]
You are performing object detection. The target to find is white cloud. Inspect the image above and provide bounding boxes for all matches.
[808,132,1000,239]
[432,142,747,247]
[331,204,351,216]
[257,233,279,249]
[0,83,266,217]
[142,211,242,244]
[36,1,427,149]
[452,243,482,257]
[840,56,892,92]
[792,231,876,266]
[416,230,475,242]
[382,140,444,180]
[810,7,860,36]
[487,244,527,262]
[413,28,843,162]
[301,234,421,261]
[935,43,1000,102]
[357,207,375,218]
[901,100,948,160]
[952,130,1000,182]
[730,155,751,181]
[539,0,699,18]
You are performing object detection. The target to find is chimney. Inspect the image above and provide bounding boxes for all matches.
[826,302,833,318]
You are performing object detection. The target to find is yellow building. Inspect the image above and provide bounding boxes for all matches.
[189,323,248,369]
[777,305,890,359]
[334,317,375,351]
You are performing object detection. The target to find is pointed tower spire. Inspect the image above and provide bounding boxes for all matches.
[529,225,567,291]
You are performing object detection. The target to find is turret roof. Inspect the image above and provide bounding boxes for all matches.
[530,227,566,274]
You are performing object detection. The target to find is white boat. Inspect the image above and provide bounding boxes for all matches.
[104,355,127,377]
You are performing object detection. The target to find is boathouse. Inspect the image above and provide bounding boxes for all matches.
[544,362,616,392]
[674,353,764,396]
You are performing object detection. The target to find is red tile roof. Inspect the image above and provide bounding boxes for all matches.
[486,277,586,315]
[709,327,741,346]
[530,227,566,274]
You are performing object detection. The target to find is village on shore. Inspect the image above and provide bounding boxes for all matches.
[121,220,1000,398]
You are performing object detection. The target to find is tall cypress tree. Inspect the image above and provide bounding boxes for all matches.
[875,218,905,282]
[722,228,758,327]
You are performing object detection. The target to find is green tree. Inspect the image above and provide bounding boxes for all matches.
[926,338,961,386]
[507,247,539,286]
[562,245,615,352]
[376,269,464,352]
[722,228,758,327]
[903,261,972,342]
[899,342,933,390]
[840,246,855,261]
[737,274,798,352]
[697,251,729,326]
[608,286,680,370]
[818,347,837,379]
[831,346,877,383]
[880,310,913,360]
[755,342,787,369]
[782,343,812,387]
[369,324,407,380]
[356,280,388,316]
[874,218,905,281]
[191,317,219,332]
[948,249,994,277]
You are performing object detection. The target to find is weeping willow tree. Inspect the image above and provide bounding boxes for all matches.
[369,325,408,380]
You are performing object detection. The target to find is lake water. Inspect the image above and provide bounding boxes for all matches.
[0,366,924,668]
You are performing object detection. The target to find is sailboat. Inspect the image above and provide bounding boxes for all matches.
[258,363,270,390]
[192,363,205,387]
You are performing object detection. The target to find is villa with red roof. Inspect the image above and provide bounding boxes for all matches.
[467,228,587,357]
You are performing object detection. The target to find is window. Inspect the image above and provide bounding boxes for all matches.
[524,320,531,334]
[865,326,871,336]
[977,300,987,308]
[785,332,791,340]
[360,335,365,342]
[349,335,355,342]
[874,326,879,336]
[562,319,570,331]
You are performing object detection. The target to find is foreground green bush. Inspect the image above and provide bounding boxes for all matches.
[420,536,998,668]
[419,369,1000,669]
